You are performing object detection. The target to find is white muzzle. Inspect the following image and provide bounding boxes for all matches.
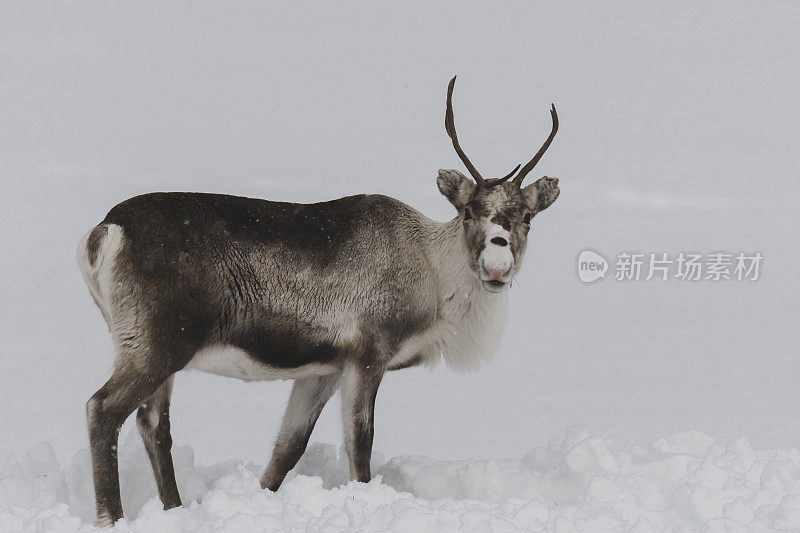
[479,224,513,292]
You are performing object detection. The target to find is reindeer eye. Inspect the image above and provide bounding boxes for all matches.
[522,212,532,224]
[463,207,472,221]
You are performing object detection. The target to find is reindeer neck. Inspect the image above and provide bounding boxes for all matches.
[424,217,478,297]
[420,215,508,370]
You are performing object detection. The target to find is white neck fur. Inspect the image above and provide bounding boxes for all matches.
[423,217,509,370]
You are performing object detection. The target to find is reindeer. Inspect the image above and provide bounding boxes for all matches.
[77,76,560,526]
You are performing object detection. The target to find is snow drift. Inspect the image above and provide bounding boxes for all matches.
[4,428,800,532]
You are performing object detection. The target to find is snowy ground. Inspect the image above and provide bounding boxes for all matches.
[8,428,800,532]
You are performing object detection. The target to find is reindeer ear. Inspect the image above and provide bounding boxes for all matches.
[522,176,560,214]
[437,169,475,209]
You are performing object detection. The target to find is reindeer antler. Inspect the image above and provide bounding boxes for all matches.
[445,76,486,187]
[511,104,559,187]
[494,164,521,183]
[445,77,547,188]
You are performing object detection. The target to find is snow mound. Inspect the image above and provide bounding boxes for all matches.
[3,427,800,531]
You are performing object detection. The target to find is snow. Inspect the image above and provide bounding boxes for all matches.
[6,428,800,531]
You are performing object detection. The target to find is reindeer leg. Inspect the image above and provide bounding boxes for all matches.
[261,373,340,491]
[340,362,383,482]
[86,353,180,527]
[136,376,182,510]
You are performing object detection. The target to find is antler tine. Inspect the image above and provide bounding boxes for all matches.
[445,76,486,187]
[491,163,521,185]
[512,104,559,187]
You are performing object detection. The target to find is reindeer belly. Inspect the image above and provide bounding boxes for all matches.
[185,344,339,382]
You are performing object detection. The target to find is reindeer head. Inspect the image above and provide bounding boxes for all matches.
[437,76,560,293]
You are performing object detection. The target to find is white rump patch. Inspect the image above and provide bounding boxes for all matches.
[77,224,125,327]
